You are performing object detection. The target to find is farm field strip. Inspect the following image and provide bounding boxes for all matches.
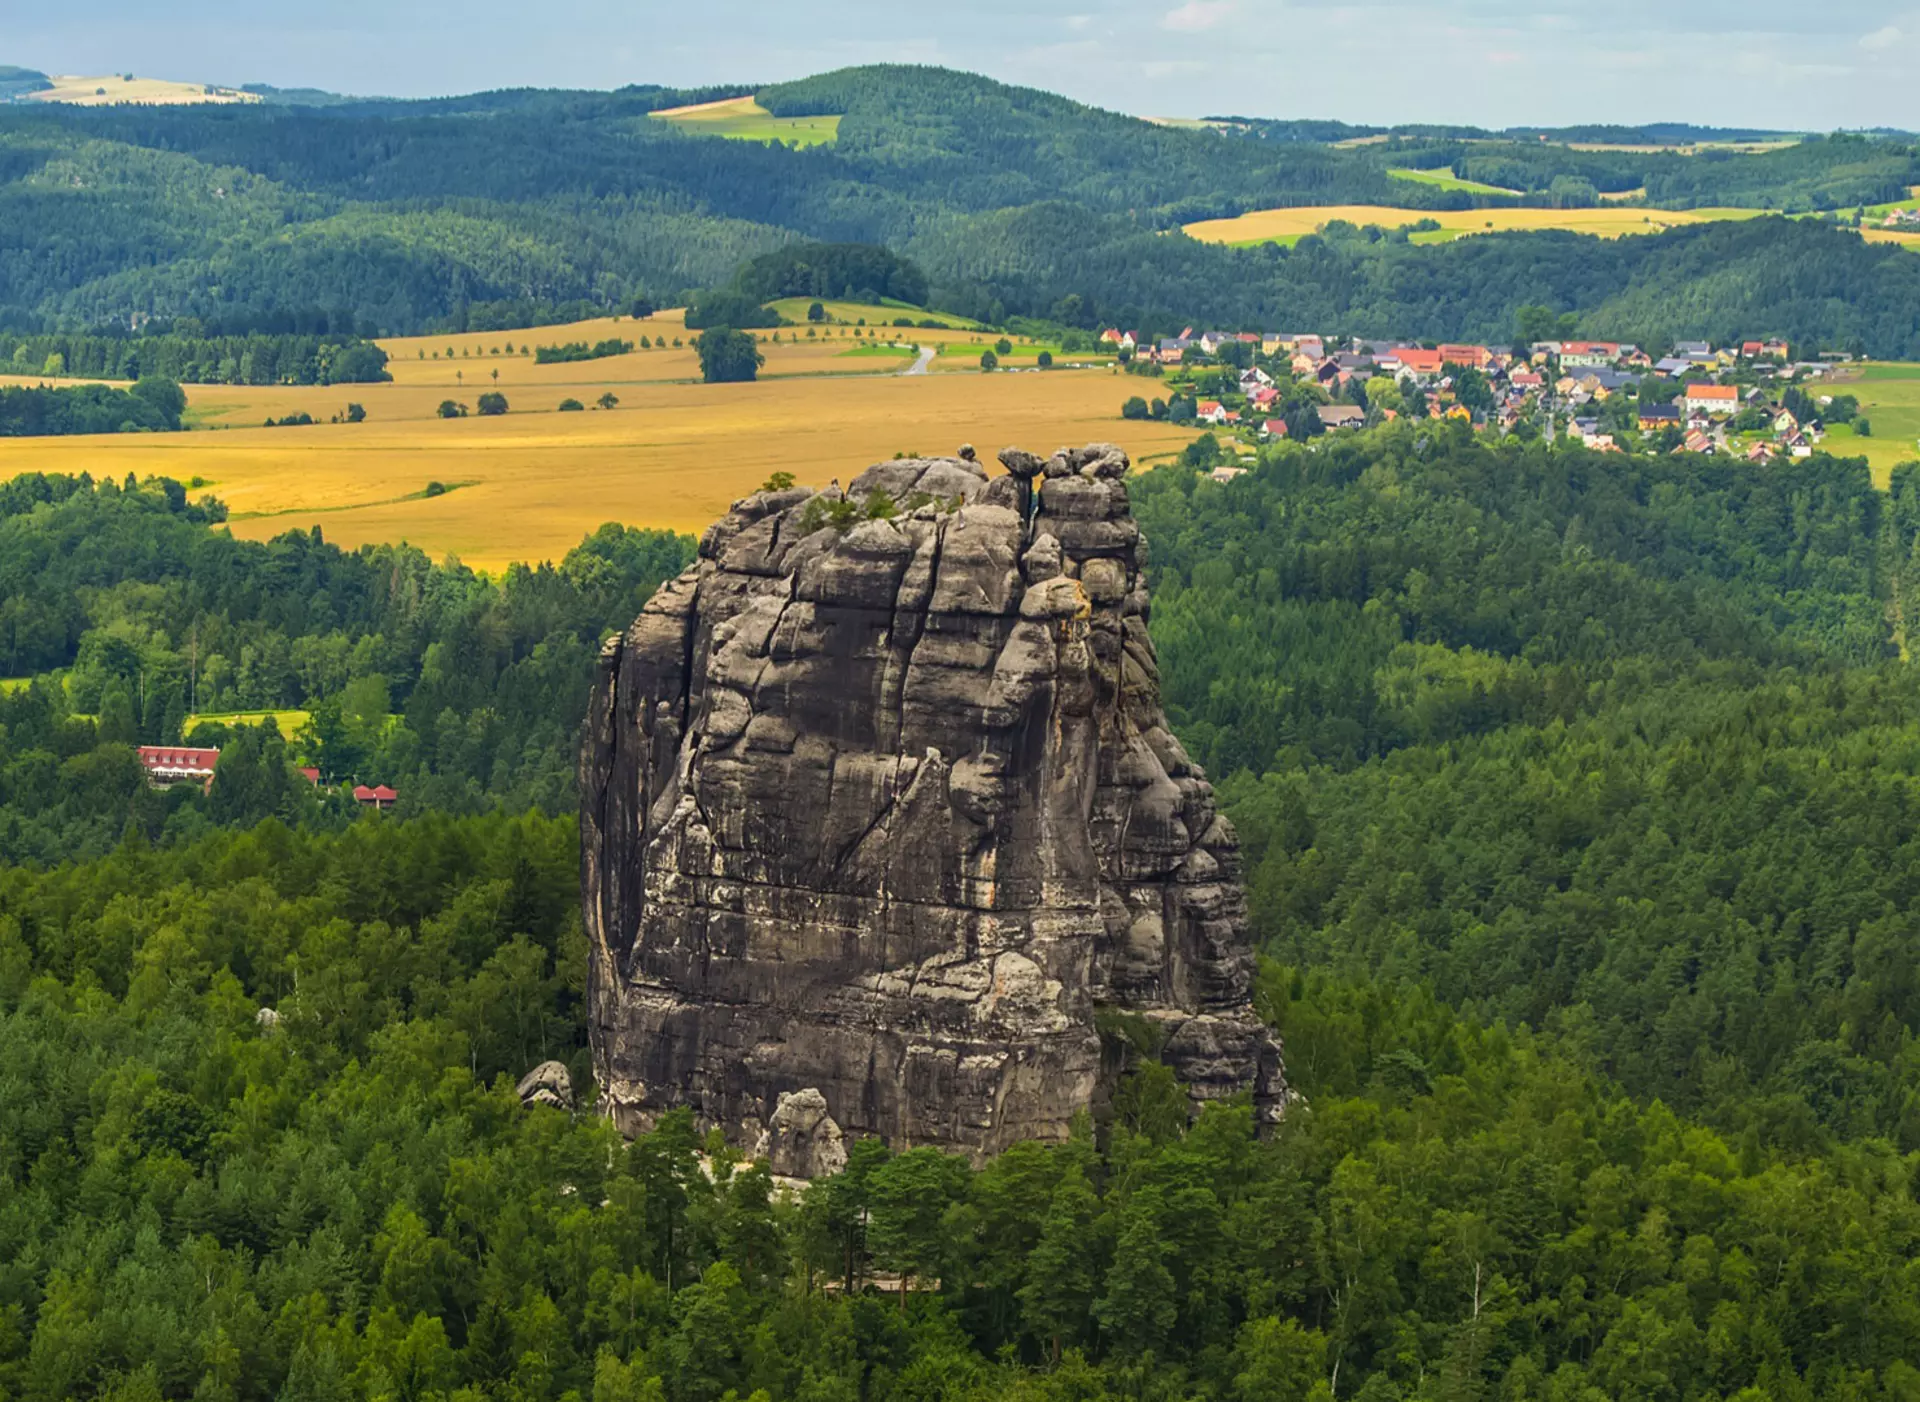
[0,364,1186,571]
[1387,168,1519,196]
[1183,203,1766,246]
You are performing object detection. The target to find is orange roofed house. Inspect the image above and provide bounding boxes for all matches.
[353,784,398,811]
[1439,344,1492,369]
[1684,383,1739,417]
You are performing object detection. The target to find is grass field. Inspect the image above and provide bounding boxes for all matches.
[1387,168,1519,196]
[766,298,986,329]
[27,73,258,106]
[650,95,840,147]
[1832,363,1920,487]
[0,313,1182,570]
[1184,204,1766,247]
[185,710,310,735]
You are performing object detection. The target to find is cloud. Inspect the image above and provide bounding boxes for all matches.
[1064,13,1093,30]
[1161,0,1234,32]
[1860,24,1902,49]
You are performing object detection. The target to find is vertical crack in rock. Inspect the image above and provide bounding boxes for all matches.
[583,446,1283,1170]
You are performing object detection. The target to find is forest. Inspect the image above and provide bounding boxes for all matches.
[0,378,186,436]
[0,67,1916,352]
[6,431,1920,1396]
[0,472,692,861]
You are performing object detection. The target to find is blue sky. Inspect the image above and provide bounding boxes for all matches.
[10,0,1918,129]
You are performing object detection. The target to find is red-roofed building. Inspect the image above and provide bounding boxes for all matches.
[352,784,398,811]
[1393,348,1445,378]
[137,746,219,791]
[1439,344,1492,369]
[1197,400,1229,425]
[1261,418,1289,439]
[298,767,321,786]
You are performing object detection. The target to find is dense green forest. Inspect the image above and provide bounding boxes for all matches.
[0,378,185,435]
[1132,427,1920,1152]
[13,428,1920,1396]
[0,473,691,860]
[0,66,1916,352]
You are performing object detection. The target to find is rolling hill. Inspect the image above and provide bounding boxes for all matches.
[0,64,1916,352]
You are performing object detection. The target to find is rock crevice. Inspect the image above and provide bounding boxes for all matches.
[582,445,1282,1168]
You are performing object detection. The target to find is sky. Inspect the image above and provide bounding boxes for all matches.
[9,0,1920,130]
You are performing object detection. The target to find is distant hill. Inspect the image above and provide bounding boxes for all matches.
[0,63,1915,352]
[0,66,50,101]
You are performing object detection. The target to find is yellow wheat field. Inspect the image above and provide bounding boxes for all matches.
[1183,204,1764,245]
[0,360,1190,572]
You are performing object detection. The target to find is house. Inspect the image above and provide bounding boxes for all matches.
[1208,465,1249,484]
[1239,366,1275,389]
[1261,334,1285,356]
[1220,409,1243,425]
[1260,417,1289,439]
[352,783,398,811]
[1683,429,1713,453]
[1620,348,1654,370]
[1638,403,1681,431]
[1394,348,1445,378]
[1672,340,1712,357]
[1772,409,1799,435]
[1745,442,1774,463]
[1099,328,1124,346]
[298,766,321,786]
[1509,371,1544,390]
[137,745,219,791]
[1159,347,1184,366]
[1559,341,1619,368]
[1196,400,1229,425]
[1740,341,1764,358]
[1439,343,1491,368]
[1684,383,1739,417]
[1654,357,1692,376]
[1290,352,1320,377]
[1250,385,1279,409]
[1760,339,1790,360]
[1294,337,1325,360]
[1318,404,1366,430]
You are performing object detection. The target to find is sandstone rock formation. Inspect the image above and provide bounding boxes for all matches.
[581,444,1283,1170]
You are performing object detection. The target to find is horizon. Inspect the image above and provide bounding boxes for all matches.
[7,0,1918,131]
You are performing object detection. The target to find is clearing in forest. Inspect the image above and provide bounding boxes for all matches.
[1387,168,1519,196]
[650,95,840,146]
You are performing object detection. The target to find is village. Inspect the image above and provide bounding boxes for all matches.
[1107,326,1874,475]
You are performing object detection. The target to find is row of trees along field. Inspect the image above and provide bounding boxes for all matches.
[3,332,390,385]
[9,429,1920,1396]
[0,379,186,436]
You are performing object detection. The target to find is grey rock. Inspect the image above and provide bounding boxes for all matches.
[582,446,1284,1170]
[517,1060,575,1111]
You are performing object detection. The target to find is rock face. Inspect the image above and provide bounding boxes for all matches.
[581,444,1283,1168]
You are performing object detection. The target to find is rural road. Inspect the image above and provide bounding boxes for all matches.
[901,345,936,375]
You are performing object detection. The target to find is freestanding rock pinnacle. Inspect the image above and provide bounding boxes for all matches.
[580,445,1282,1174]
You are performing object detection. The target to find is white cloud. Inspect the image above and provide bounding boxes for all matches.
[1064,13,1093,30]
[1859,24,1902,49]
[1161,0,1235,32]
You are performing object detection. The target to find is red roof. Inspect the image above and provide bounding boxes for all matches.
[1395,349,1445,373]
[352,784,397,803]
[1686,383,1738,400]
[298,767,321,785]
[136,746,220,771]
[1262,418,1288,436]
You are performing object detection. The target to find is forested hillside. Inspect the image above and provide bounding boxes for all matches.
[1134,426,1920,1153]
[0,473,691,860]
[0,66,1916,351]
[8,432,1920,1396]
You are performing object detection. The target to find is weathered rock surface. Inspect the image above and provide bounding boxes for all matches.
[582,444,1283,1165]
[517,1060,575,1111]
